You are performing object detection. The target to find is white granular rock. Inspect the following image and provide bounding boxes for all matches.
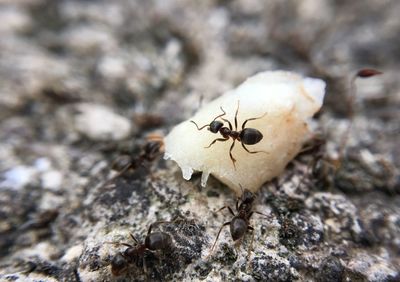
[74,103,131,141]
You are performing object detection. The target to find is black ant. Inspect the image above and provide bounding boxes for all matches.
[110,221,173,276]
[208,186,268,257]
[190,101,267,168]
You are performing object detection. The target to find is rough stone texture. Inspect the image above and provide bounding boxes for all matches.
[0,0,399,281]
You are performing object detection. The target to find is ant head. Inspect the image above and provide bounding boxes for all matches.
[111,253,129,276]
[242,190,255,204]
[209,120,223,133]
[239,184,255,204]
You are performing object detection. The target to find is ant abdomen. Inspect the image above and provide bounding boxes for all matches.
[111,253,130,276]
[239,128,263,145]
[145,232,173,251]
[230,217,247,241]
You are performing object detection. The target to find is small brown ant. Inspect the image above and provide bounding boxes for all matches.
[208,186,269,257]
[110,221,173,276]
[190,101,267,168]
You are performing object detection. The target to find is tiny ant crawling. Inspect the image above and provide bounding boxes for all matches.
[190,101,267,168]
[208,186,269,257]
[110,221,173,276]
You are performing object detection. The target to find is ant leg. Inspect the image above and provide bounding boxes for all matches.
[129,233,140,244]
[241,143,268,155]
[241,112,267,130]
[337,69,382,165]
[221,118,233,130]
[205,137,228,148]
[190,120,209,131]
[143,256,148,278]
[239,183,244,193]
[191,107,227,131]
[254,211,271,219]
[229,140,237,169]
[170,212,186,223]
[207,221,231,258]
[105,241,134,248]
[215,206,235,217]
[236,184,244,210]
[147,221,171,234]
[298,134,325,155]
[247,226,255,265]
[248,212,254,220]
[213,107,227,121]
[105,233,137,247]
[234,101,240,130]
[101,160,133,189]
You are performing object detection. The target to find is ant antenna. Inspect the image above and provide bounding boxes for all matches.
[239,183,244,194]
[338,69,382,165]
[129,233,139,244]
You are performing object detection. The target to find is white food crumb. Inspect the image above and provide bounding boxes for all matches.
[164,71,326,194]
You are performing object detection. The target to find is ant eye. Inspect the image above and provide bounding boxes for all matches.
[164,71,325,194]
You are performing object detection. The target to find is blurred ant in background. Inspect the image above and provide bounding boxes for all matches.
[111,134,164,173]
[298,69,383,187]
[101,134,164,186]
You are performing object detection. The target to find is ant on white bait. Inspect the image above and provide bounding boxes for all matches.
[191,101,267,168]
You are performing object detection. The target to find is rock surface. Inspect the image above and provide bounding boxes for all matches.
[0,1,399,281]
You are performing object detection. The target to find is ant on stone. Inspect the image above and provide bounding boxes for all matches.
[208,186,269,258]
[110,221,173,276]
[190,101,267,168]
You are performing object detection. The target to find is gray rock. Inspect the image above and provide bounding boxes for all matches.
[0,0,399,281]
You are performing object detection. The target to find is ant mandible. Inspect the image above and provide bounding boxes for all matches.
[190,101,267,168]
[208,186,268,257]
[110,221,173,276]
